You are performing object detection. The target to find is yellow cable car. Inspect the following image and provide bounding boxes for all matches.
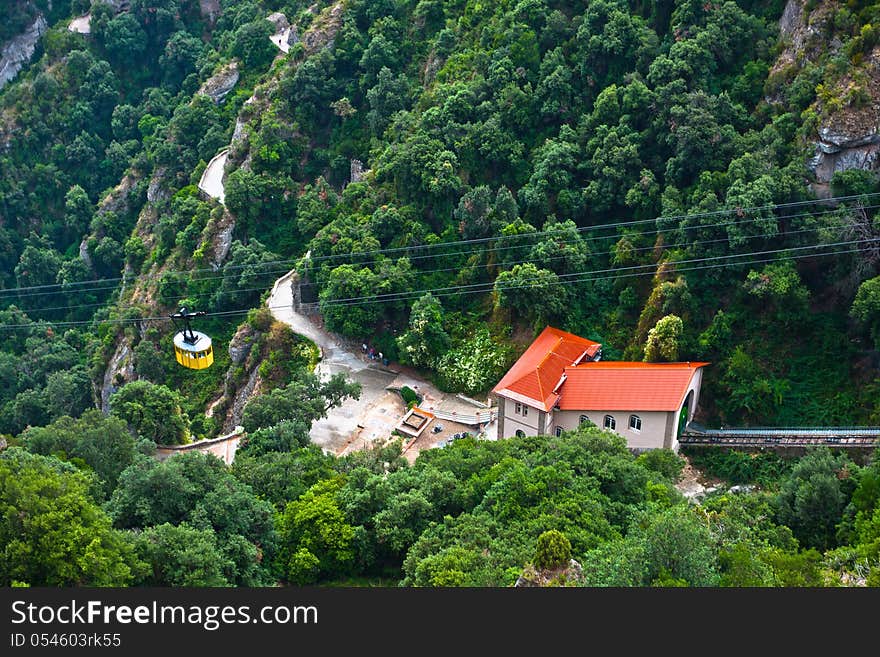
[170,308,213,370]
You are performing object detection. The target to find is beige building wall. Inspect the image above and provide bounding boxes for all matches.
[496,368,704,451]
[665,367,703,452]
[550,410,672,450]
[497,395,545,438]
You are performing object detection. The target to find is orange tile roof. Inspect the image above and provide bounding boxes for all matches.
[558,362,709,411]
[492,326,602,411]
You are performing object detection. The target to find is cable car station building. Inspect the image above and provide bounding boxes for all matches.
[492,326,707,452]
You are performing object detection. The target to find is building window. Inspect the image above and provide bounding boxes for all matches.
[555,426,563,437]
[515,429,525,438]
[579,414,589,425]
[515,402,521,414]
[629,415,642,432]
[604,415,616,430]
[522,405,528,417]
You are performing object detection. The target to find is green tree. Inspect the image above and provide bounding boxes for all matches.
[15,237,62,291]
[454,185,496,240]
[241,371,362,433]
[232,446,336,509]
[644,314,684,362]
[109,380,190,445]
[238,420,312,457]
[276,478,354,584]
[534,529,572,570]
[132,522,230,587]
[0,448,139,586]
[366,67,409,136]
[743,261,809,321]
[62,184,93,246]
[396,293,450,368]
[852,276,880,349]
[528,218,590,276]
[108,452,276,584]
[494,263,566,327]
[636,449,685,483]
[23,410,136,498]
[296,177,339,237]
[775,448,850,552]
[231,19,276,70]
[159,30,204,87]
[133,339,166,382]
[101,12,148,67]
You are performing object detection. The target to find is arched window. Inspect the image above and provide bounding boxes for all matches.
[515,429,526,438]
[555,426,563,437]
[604,415,616,430]
[629,415,642,431]
[579,414,589,425]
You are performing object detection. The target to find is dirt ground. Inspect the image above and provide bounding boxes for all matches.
[675,456,724,500]
[401,418,483,464]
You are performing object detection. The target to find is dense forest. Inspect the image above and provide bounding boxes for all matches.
[1,0,879,586]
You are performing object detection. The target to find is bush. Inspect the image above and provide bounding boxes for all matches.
[435,328,513,395]
[400,386,420,408]
[636,449,686,483]
[682,448,790,485]
[534,530,572,570]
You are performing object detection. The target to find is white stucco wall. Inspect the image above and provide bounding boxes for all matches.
[498,396,543,438]
[550,410,672,449]
[495,367,705,451]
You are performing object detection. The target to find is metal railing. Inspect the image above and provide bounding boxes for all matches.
[681,424,880,448]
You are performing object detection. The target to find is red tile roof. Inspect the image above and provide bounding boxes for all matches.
[558,362,708,411]
[492,326,707,412]
[492,326,602,411]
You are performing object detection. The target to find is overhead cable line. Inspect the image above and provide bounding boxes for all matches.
[0,237,876,330]
[0,193,874,298]
[12,218,871,317]
[3,201,874,303]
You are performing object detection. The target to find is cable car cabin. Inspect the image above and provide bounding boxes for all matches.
[173,330,213,370]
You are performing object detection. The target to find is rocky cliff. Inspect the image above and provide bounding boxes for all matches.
[772,0,880,195]
[0,11,47,89]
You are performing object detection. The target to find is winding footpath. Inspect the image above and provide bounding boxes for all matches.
[267,272,498,455]
[267,272,402,453]
[198,149,229,204]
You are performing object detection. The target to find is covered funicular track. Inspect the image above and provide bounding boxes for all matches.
[680,425,880,448]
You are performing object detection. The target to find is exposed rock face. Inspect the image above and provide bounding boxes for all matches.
[199,0,220,23]
[228,323,256,366]
[210,209,236,269]
[267,12,289,31]
[222,364,261,433]
[147,167,170,203]
[101,341,134,413]
[350,159,365,183]
[197,61,239,103]
[770,1,880,195]
[0,13,47,89]
[99,173,136,214]
[287,24,299,47]
[68,14,91,34]
[78,238,93,269]
[809,127,880,191]
[301,1,344,54]
[514,559,586,587]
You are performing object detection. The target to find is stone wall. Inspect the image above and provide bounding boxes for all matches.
[155,428,244,466]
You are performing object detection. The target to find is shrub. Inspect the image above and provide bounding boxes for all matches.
[534,530,572,570]
[435,328,513,395]
[400,386,420,408]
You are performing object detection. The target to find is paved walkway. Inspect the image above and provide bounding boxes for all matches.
[267,272,498,455]
[268,273,399,453]
[198,149,228,204]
